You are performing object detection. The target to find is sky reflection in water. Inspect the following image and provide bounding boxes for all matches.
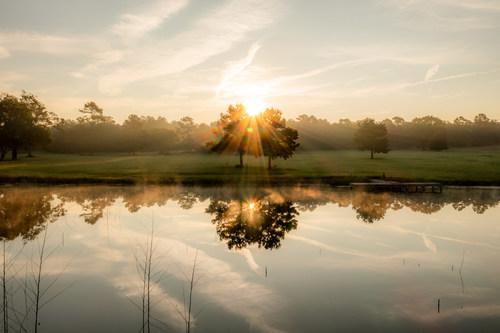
[0,186,499,333]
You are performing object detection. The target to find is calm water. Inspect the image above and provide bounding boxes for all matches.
[0,185,499,333]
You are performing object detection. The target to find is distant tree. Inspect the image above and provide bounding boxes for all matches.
[354,119,389,159]
[77,101,113,124]
[411,116,448,150]
[392,116,405,126]
[173,116,197,151]
[208,104,250,167]
[474,113,492,125]
[453,116,472,126]
[258,108,299,169]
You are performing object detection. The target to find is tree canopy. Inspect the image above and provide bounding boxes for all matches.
[208,105,299,168]
[354,119,389,159]
[0,92,55,160]
[259,108,299,169]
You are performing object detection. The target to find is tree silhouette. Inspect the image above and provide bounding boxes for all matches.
[0,92,54,160]
[354,119,389,159]
[258,108,299,169]
[208,104,250,167]
[208,105,299,169]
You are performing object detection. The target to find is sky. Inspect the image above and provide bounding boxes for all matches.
[1,0,500,123]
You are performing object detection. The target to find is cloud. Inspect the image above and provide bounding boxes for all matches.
[383,0,500,12]
[425,64,440,81]
[434,0,500,12]
[111,0,190,39]
[97,0,281,95]
[381,0,500,31]
[217,42,261,96]
[336,69,499,98]
[71,50,125,79]
[216,56,373,104]
[0,32,102,56]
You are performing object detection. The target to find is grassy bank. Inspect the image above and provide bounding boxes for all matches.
[0,147,499,185]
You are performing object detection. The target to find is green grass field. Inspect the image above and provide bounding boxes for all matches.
[0,147,499,185]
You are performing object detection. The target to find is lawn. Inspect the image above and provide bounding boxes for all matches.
[0,147,499,185]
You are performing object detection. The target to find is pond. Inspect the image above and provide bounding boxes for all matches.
[0,185,499,332]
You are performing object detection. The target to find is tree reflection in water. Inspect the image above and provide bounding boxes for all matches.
[0,188,65,240]
[206,196,299,250]
[0,186,498,241]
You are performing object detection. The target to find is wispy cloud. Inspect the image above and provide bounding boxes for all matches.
[333,69,499,98]
[217,42,261,96]
[440,0,500,12]
[71,50,124,79]
[98,0,281,95]
[217,56,372,104]
[425,64,440,81]
[111,0,190,40]
[0,32,102,56]
[381,0,500,31]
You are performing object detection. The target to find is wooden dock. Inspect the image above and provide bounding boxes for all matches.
[350,181,442,193]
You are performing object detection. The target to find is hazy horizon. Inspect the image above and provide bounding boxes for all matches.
[1,0,500,122]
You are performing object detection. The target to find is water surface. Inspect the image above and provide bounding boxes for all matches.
[1,185,499,332]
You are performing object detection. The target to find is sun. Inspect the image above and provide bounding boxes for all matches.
[243,97,267,116]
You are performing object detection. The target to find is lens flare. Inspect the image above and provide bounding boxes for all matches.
[243,97,267,116]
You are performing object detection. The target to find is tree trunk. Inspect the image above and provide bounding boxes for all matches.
[11,148,17,161]
[239,152,243,168]
[268,156,272,170]
[0,151,5,161]
[370,149,374,160]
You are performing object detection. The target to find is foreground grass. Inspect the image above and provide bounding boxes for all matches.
[0,147,499,185]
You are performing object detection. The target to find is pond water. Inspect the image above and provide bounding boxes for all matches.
[0,185,499,333]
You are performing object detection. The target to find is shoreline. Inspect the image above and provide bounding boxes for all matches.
[1,175,500,187]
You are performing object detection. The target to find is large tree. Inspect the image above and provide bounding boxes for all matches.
[0,92,54,160]
[258,108,299,169]
[354,119,389,159]
[208,105,299,169]
[208,104,250,167]
[20,92,56,156]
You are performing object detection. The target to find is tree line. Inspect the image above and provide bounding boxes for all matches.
[290,114,500,151]
[1,91,500,161]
